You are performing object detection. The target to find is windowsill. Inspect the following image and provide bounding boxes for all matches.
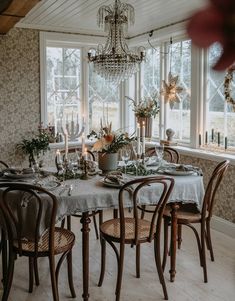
[145,141,235,165]
[49,140,235,166]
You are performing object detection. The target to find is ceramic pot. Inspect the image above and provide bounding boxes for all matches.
[98,152,118,173]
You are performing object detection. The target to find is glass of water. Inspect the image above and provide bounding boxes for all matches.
[155,144,164,165]
[120,147,131,175]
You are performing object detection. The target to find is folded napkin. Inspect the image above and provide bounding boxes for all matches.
[161,163,203,176]
[104,171,126,186]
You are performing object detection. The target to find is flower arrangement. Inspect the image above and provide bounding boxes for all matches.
[87,121,134,154]
[126,95,159,118]
[17,126,51,166]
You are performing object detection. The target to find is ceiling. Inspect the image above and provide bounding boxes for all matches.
[16,0,207,38]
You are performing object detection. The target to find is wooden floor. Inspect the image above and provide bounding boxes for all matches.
[1,211,235,301]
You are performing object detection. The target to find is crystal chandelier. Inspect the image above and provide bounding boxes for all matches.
[88,0,145,85]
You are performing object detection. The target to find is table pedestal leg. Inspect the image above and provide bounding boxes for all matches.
[169,202,179,282]
[81,212,91,301]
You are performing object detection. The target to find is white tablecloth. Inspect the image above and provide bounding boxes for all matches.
[55,174,204,221]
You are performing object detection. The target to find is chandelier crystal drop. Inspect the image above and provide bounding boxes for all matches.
[88,0,145,85]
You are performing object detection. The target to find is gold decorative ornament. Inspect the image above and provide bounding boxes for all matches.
[224,66,235,111]
[161,72,183,109]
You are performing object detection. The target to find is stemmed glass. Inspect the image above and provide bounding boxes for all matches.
[120,147,131,175]
[155,144,165,166]
[132,143,142,176]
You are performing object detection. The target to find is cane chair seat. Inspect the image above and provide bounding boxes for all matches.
[100,218,154,242]
[13,227,75,255]
[163,205,203,224]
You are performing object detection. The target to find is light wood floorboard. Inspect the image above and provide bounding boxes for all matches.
[1,210,235,301]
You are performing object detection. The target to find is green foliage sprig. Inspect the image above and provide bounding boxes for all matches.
[126,94,160,118]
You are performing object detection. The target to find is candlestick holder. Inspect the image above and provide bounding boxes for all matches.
[61,119,85,141]
[80,157,89,180]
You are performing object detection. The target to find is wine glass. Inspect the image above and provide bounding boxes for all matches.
[120,147,131,175]
[155,144,165,165]
[132,143,142,176]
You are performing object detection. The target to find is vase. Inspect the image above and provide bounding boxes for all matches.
[137,117,152,138]
[98,152,118,174]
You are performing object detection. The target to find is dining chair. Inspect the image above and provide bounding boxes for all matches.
[55,147,99,239]
[98,176,175,301]
[0,160,9,171]
[146,146,180,163]
[0,182,76,301]
[162,160,229,283]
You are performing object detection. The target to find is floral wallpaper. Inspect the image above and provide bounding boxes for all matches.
[0,28,40,166]
[0,28,234,223]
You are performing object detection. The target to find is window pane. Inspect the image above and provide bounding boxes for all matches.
[142,47,161,137]
[88,66,120,132]
[46,47,82,141]
[207,43,235,147]
[167,40,191,142]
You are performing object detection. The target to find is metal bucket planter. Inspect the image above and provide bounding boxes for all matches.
[98,152,118,174]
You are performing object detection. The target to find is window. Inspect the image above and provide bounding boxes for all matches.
[142,47,161,138]
[206,43,235,147]
[88,66,120,132]
[141,39,191,143]
[166,40,191,143]
[46,46,82,136]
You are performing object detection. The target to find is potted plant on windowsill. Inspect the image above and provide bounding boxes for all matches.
[126,94,159,138]
[17,127,51,167]
[88,122,134,174]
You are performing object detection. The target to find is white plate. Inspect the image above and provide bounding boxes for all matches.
[4,172,35,179]
[100,178,122,188]
[41,181,61,191]
[161,169,195,176]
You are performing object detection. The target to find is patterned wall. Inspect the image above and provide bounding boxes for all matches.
[0,28,40,166]
[0,28,234,223]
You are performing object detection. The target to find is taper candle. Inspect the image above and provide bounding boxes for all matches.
[205,131,208,144]
[142,121,145,154]
[199,134,202,147]
[137,123,141,155]
[211,128,214,142]
[218,132,220,146]
[225,137,228,150]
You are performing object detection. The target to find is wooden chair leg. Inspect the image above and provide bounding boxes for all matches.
[34,258,40,286]
[206,220,214,261]
[113,209,118,219]
[2,252,15,301]
[98,237,106,287]
[201,223,208,283]
[136,244,140,278]
[177,224,182,249]
[28,257,34,293]
[49,255,59,301]
[115,243,125,301]
[1,232,8,287]
[67,251,76,298]
[154,237,168,300]
[162,218,169,272]
[92,212,99,240]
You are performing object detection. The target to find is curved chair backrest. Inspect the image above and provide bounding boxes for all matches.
[118,177,174,244]
[55,148,95,170]
[0,183,58,257]
[0,160,9,171]
[202,160,229,220]
[146,146,180,163]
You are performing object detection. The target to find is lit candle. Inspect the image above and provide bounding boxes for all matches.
[199,134,202,147]
[142,121,145,155]
[225,137,228,150]
[205,131,208,144]
[56,149,61,163]
[84,147,88,160]
[218,132,220,146]
[81,132,85,154]
[137,123,141,155]
[64,131,68,160]
[211,128,214,142]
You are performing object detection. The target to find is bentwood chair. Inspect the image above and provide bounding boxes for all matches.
[98,177,175,301]
[146,146,180,164]
[0,183,76,301]
[55,147,99,239]
[0,160,9,171]
[162,160,229,283]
